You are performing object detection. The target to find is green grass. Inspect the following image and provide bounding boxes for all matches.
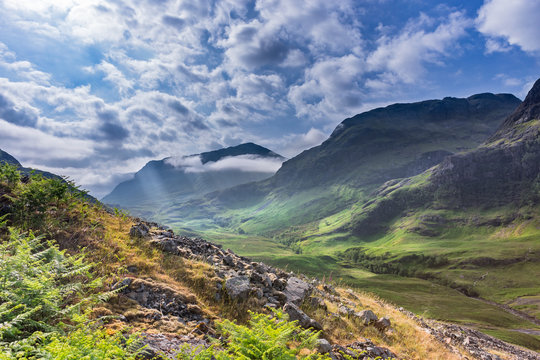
[171,208,540,351]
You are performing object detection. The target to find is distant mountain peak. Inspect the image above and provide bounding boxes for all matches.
[499,78,540,129]
[197,143,284,164]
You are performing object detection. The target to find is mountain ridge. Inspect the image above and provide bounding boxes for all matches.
[102,142,285,212]
[151,91,521,234]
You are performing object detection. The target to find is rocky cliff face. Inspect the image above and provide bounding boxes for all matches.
[431,79,540,208]
[350,78,540,235]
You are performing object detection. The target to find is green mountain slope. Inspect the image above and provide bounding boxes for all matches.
[156,93,521,233]
[287,78,540,332]
[102,143,284,215]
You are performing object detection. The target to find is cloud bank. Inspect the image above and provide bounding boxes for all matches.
[165,155,283,174]
[0,0,537,197]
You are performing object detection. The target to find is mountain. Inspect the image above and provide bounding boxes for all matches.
[271,92,521,191]
[0,149,22,166]
[356,78,540,234]
[0,148,67,180]
[159,92,521,233]
[102,143,284,215]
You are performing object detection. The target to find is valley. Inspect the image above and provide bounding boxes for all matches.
[102,83,540,352]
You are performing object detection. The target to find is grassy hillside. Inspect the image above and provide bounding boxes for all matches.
[6,163,509,359]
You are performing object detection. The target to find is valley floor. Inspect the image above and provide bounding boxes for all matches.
[190,230,540,352]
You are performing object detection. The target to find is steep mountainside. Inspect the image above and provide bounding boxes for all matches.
[156,93,520,233]
[271,93,520,190]
[355,78,540,233]
[102,143,284,213]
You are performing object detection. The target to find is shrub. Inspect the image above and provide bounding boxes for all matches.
[177,310,329,360]
[0,163,21,190]
[0,229,139,359]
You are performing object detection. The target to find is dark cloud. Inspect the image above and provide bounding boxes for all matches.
[96,110,129,141]
[97,109,118,122]
[38,157,93,169]
[0,93,38,127]
[241,38,289,68]
[128,108,161,124]
[237,27,257,42]
[99,121,130,141]
[162,15,185,31]
[159,130,178,141]
[169,100,189,115]
[215,118,238,127]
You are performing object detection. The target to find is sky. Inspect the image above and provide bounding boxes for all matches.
[0,0,539,197]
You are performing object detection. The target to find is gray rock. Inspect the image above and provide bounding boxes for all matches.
[283,277,311,305]
[113,277,132,290]
[283,302,322,330]
[308,296,327,311]
[272,277,286,291]
[317,339,332,354]
[338,304,354,316]
[225,276,251,301]
[375,317,391,331]
[130,223,149,238]
[356,310,378,325]
[223,255,235,267]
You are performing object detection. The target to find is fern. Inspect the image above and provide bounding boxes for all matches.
[177,309,330,360]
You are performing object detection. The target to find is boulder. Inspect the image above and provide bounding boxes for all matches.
[283,277,311,305]
[283,302,322,330]
[223,255,235,267]
[356,310,378,325]
[374,317,391,332]
[316,339,332,354]
[338,304,354,317]
[130,223,149,238]
[225,276,251,301]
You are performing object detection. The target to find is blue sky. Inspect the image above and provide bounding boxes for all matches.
[0,0,539,197]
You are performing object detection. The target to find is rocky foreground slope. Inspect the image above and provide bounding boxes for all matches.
[113,221,539,360]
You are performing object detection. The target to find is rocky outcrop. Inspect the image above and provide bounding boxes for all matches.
[283,277,311,305]
[356,309,378,326]
[225,276,251,301]
[283,302,322,330]
[430,78,540,208]
[117,278,204,322]
[146,227,303,310]
[332,340,396,360]
[130,223,150,238]
[117,221,539,359]
[399,308,540,360]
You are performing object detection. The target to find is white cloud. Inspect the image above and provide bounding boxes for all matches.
[0,42,51,84]
[277,128,328,158]
[166,154,283,173]
[477,0,540,53]
[288,54,365,122]
[367,11,472,84]
[88,61,134,96]
[0,119,93,163]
